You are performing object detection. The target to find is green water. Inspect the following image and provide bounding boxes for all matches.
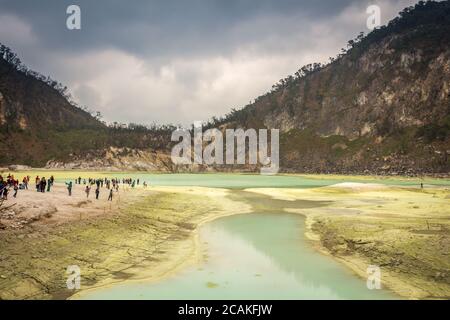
[55,173,450,189]
[79,213,398,300]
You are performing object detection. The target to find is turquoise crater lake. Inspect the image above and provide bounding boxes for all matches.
[78,213,398,300]
[53,172,450,189]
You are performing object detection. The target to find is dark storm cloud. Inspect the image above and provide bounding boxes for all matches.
[0,0,359,57]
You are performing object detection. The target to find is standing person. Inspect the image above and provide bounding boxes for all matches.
[66,181,73,196]
[108,188,113,201]
[40,177,47,193]
[13,182,18,198]
[0,179,5,199]
[22,177,28,190]
[85,185,91,198]
[95,188,100,200]
[2,187,8,200]
[35,176,40,192]
[49,175,55,185]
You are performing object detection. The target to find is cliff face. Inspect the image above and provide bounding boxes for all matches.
[45,147,174,172]
[260,41,449,139]
[246,32,449,140]
[219,1,450,174]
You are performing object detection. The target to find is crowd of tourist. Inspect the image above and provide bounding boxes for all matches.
[72,176,146,201]
[0,174,147,201]
[0,174,20,200]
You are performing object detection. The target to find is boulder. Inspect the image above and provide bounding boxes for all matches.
[8,164,32,171]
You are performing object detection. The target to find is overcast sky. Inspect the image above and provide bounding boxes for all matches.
[0,0,418,126]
